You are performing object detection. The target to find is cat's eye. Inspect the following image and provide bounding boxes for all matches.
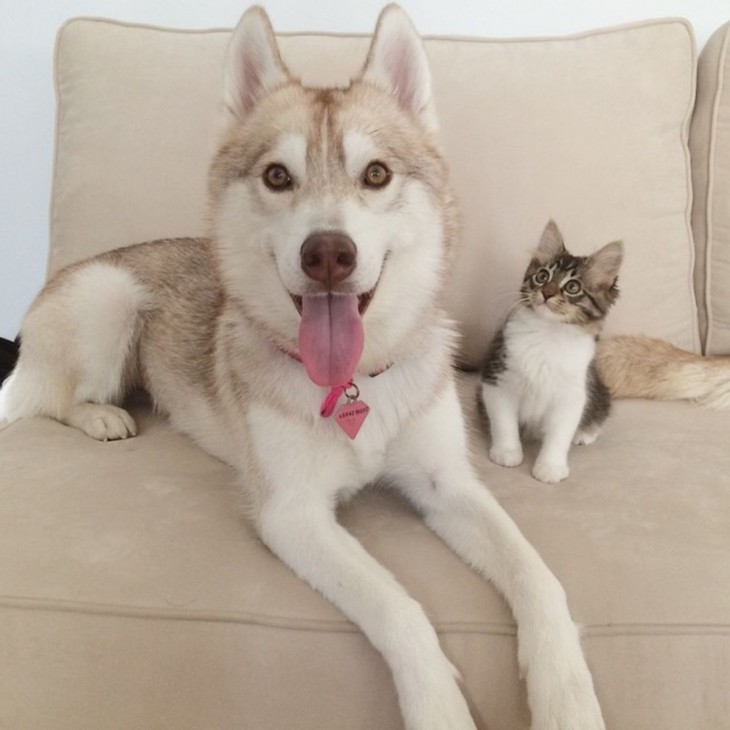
[534,268,551,285]
[563,279,582,295]
[263,164,293,191]
[362,161,391,189]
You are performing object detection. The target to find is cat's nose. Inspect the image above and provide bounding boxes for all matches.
[542,282,559,300]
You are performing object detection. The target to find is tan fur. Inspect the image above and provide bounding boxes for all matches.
[596,335,730,409]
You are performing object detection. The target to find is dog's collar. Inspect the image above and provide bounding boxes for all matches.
[274,344,391,428]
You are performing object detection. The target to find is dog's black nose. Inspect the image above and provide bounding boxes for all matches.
[300,232,357,289]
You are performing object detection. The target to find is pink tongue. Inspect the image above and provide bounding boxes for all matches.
[298,294,364,387]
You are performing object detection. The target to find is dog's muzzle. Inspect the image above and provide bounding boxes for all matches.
[300,232,357,290]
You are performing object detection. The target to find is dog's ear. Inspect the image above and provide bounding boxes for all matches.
[223,6,291,119]
[362,5,437,132]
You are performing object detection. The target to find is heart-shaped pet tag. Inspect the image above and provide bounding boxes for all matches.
[335,399,370,439]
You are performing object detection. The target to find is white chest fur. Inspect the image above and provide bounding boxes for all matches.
[502,309,595,429]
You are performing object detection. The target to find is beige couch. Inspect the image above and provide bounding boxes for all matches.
[2,15,729,730]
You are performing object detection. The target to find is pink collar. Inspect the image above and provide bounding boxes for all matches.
[274,344,391,418]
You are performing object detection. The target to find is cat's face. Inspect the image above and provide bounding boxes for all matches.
[521,220,623,327]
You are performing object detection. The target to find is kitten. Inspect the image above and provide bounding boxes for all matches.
[479,220,623,483]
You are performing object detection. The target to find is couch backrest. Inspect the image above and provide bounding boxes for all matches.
[52,17,700,366]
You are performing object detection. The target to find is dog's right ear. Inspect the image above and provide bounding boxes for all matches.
[223,6,291,119]
[362,4,437,132]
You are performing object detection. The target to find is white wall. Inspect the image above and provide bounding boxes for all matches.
[1,0,728,339]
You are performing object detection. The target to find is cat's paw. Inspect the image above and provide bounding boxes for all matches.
[573,425,600,446]
[532,460,569,483]
[489,446,524,467]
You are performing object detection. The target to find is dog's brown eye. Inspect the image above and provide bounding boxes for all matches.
[363,161,391,189]
[263,164,292,191]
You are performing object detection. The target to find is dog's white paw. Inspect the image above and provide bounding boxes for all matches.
[397,653,477,730]
[402,685,477,730]
[489,445,524,467]
[521,621,605,730]
[64,404,137,441]
[527,664,605,730]
[532,460,569,483]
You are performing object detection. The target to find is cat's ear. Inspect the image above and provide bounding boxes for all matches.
[526,220,565,276]
[223,6,291,119]
[584,240,624,288]
[536,220,566,261]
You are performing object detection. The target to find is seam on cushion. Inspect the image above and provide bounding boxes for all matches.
[704,24,730,354]
[56,15,692,47]
[677,20,702,353]
[0,595,511,634]
[47,20,70,281]
[2,596,729,639]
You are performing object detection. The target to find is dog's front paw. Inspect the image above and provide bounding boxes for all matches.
[528,667,605,730]
[489,445,524,467]
[526,648,605,730]
[398,656,477,730]
[532,460,569,483]
[401,682,477,730]
[64,403,137,441]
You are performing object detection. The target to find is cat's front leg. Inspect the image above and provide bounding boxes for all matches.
[480,382,524,467]
[573,423,601,446]
[533,394,586,483]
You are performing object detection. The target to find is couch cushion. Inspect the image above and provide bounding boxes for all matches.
[1,373,729,730]
[51,18,700,367]
[690,21,730,355]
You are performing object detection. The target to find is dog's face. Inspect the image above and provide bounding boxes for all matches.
[209,6,457,385]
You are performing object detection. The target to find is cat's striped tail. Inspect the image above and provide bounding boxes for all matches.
[596,335,730,409]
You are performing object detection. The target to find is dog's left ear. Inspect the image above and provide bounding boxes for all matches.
[223,6,291,119]
[362,5,437,132]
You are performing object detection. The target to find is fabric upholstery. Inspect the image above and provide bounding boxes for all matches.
[1,375,729,729]
[690,21,730,354]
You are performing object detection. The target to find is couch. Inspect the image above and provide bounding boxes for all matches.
[1,14,729,730]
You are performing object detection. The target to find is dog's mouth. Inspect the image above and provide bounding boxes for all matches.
[290,287,376,317]
[289,284,378,388]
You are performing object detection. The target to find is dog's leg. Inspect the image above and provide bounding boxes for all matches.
[0,262,145,440]
[248,410,477,730]
[386,378,605,730]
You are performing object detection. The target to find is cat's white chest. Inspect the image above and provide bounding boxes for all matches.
[503,311,595,427]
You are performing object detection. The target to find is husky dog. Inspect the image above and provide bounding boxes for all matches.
[0,6,605,729]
